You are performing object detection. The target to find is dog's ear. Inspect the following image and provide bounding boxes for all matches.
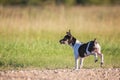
[66,29,71,36]
[94,38,97,44]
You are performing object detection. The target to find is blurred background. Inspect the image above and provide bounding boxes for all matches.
[0,0,120,6]
[0,0,120,69]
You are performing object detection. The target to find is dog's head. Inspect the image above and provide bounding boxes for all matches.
[59,30,74,45]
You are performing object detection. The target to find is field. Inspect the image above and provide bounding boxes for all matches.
[0,6,120,70]
[0,69,120,80]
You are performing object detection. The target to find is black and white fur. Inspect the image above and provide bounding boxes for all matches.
[59,30,104,70]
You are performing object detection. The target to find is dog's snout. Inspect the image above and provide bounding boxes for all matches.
[59,40,62,43]
[59,39,64,44]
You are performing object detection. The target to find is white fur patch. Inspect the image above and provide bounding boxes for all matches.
[71,40,81,59]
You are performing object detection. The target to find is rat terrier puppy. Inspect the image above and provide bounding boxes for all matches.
[59,30,104,70]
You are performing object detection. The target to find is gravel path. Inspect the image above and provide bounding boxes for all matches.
[0,68,120,80]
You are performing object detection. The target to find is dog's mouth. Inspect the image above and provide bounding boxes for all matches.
[59,39,65,44]
[60,39,69,44]
[59,39,69,45]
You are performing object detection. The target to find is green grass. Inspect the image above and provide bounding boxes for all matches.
[0,6,120,69]
[0,33,74,69]
[0,30,119,69]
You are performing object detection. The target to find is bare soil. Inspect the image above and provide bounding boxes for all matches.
[0,68,120,80]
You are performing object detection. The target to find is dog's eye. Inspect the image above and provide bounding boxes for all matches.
[63,37,67,39]
[64,38,67,40]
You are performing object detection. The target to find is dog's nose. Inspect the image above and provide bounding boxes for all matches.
[59,40,62,44]
[59,39,64,44]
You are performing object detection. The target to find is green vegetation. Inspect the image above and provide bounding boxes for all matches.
[0,0,120,6]
[0,6,120,69]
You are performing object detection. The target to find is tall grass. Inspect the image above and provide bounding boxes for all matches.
[0,6,120,69]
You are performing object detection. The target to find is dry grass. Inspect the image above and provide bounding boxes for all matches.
[0,6,120,32]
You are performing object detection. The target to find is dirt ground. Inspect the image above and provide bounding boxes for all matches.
[0,68,120,80]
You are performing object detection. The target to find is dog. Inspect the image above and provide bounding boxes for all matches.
[59,30,104,70]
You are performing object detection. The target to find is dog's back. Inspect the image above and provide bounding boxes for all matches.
[78,40,96,57]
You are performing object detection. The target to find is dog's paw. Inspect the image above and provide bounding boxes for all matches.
[74,68,80,71]
[100,62,104,67]
[73,68,80,71]
[95,59,98,63]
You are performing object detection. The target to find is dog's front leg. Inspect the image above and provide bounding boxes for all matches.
[75,58,79,70]
[80,58,84,69]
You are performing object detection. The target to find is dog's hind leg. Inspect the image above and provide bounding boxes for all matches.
[98,53,104,67]
[93,52,98,63]
[94,43,104,67]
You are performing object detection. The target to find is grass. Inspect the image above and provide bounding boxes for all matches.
[0,6,120,69]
